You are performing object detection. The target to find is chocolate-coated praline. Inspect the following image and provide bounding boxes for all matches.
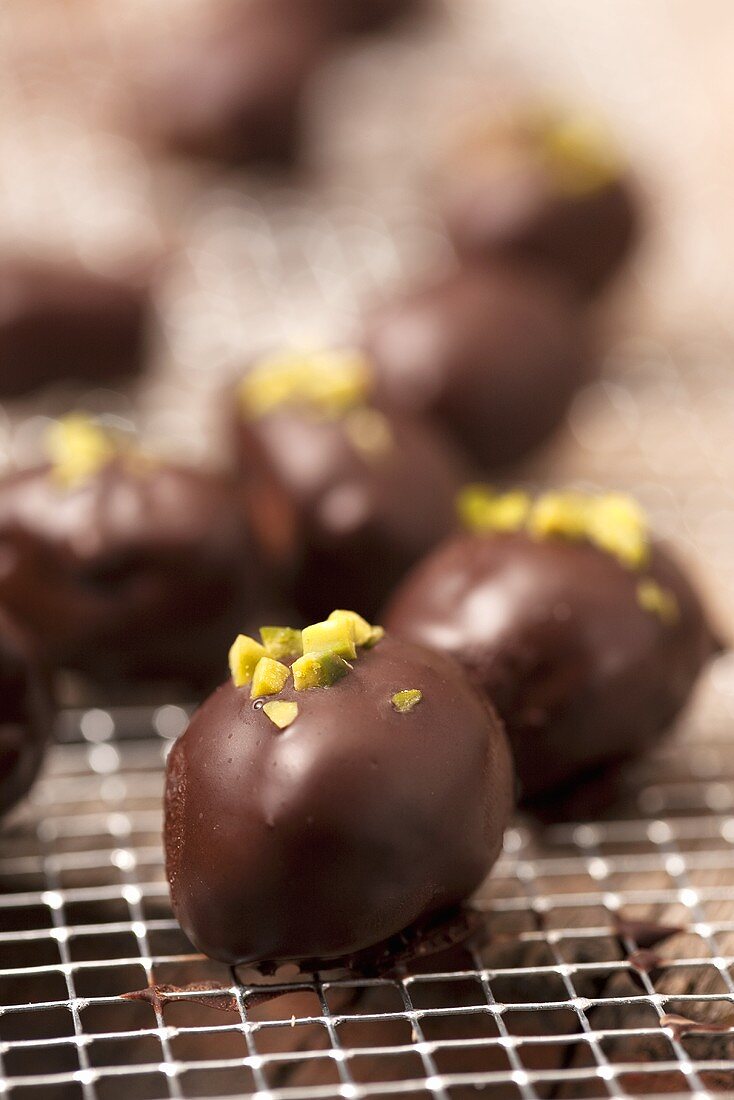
[0,612,52,818]
[362,264,593,471]
[385,531,718,806]
[0,459,268,689]
[138,0,327,166]
[234,405,469,621]
[165,633,512,966]
[442,116,640,298]
[0,257,148,398]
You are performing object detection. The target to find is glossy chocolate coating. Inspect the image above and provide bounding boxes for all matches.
[443,140,640,298]
[0,257,148,398]
[385,531,717,805]
[234,405,468,621]
[0,612,52,817]
[140,0,326,166]
[0,459,268,688]
[301,0,421,33]
[362,264,593,472]
[165,634,513,966]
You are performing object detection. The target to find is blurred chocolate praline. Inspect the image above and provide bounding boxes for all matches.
[362,263,594,472]
[385,511,718,809]
[233,397,468,622]
[0,255,148,398]
[137,0,327,167]
[0,611,52,819]
[442,109,640,298]
[0,455,270,691]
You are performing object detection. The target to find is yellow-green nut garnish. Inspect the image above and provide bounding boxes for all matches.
[326,609,384,649]
[458,485,531,533]
[527,490,591,541]
[251,657,290,698]
[391,689,423,713]
[259,626,303,661]
[46,413,117,487]
[586,493,649,569]
[302,618,357,660]
[262,700,299,730]
[637,579,679,625]
[228,634,267,688]
[539,111,621,197]
[292,650,350,690]
[239,348,372,420]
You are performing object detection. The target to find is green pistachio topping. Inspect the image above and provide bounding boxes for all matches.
[637,579,679,625]
[292,650,350,690]
[391,689,423,713]
[458,485,531,533]
[230,610,384,694]
[260,626,303,661]
[262,700,299,730]
[229,634,267,688]
[459,485,650,570]
[251,657,290,698]
[538,111,621,197]
[239,349,372,420]
[47,413,117,487]
[302,618,357,660]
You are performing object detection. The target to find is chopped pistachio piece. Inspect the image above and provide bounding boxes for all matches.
[391,689,423,713]
[292,650,350,690]
[457,485,531,534]
[587,493,649,569]
[262,700,299,730]
[228,634,267,688]
[251,657,290,698]
[541,112,621,196]
[260,626,303,661]
[46,413,117,487]
[239,349,372,420]
[302,618,357,660]
[332,607,378,646]
[364,624,385,648]
[528,490,591,541]
[637,579,679,625]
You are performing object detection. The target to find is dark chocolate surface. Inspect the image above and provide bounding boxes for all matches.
[234,404,468,620]
[0,458,268,688]
[443,133,640,298]
[384,530,717,804]
[164,634,512,966]
[0,611,52,818]
[362,264,593,471]
[0,256,148,398]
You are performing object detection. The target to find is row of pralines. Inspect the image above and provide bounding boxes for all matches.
[0,400,716,835]
[164,507,718,969]
[0,99,639,402]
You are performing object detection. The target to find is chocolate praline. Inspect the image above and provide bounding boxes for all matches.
[0,612,52,818]
[0,445,268,689]
[442,110,640,298]
[361,264,593,472]
[138,0,327,166]
[164,630,512,966]
[384,507,717,806]
[233,376,469,621]
[0,256,148,398]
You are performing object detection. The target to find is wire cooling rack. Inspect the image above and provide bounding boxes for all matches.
[0,645,732,1100]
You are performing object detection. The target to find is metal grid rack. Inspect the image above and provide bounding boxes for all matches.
[1,652,733,1100]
